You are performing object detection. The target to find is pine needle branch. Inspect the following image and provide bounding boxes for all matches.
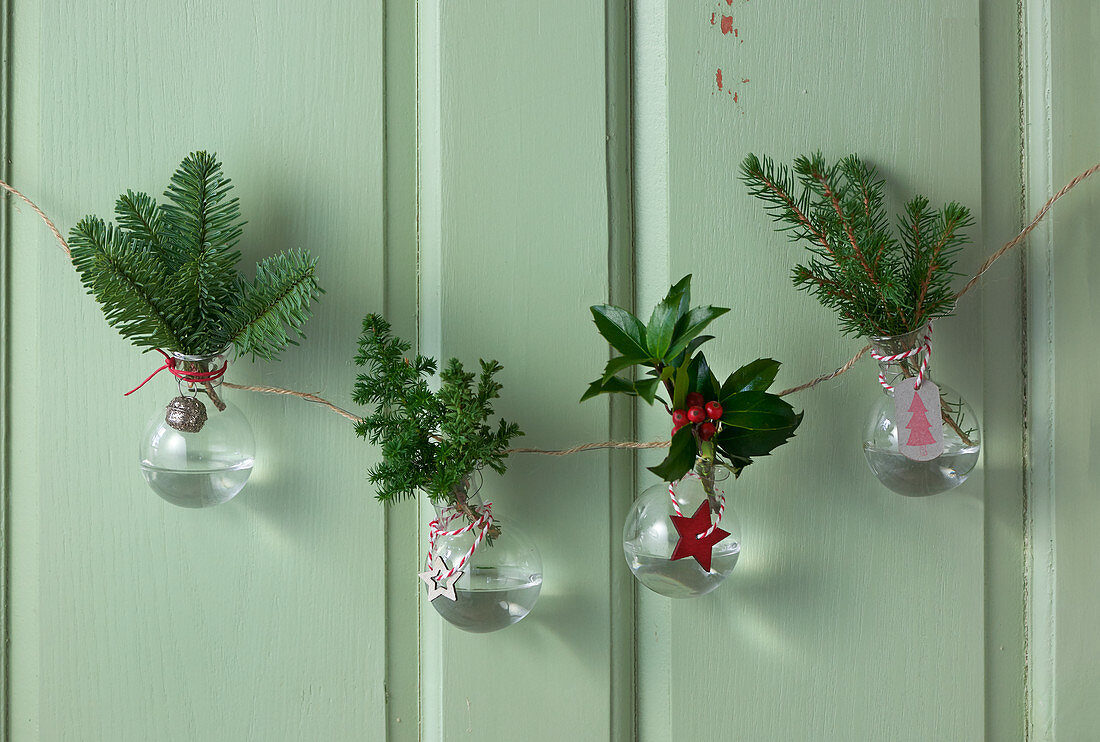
[742,152,973,337]
[224,249,323,360]
[69,216,186,350]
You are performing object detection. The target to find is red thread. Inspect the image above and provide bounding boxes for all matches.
[124,349,228,396]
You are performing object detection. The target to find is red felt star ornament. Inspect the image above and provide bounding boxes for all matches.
[669,500,730,572]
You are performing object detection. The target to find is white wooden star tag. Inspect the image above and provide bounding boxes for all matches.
[419,554,461,602]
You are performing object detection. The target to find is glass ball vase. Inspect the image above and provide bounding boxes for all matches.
[426,473,543,633]
[863,328,981,497]
[138,352,256,508]
[623,462,742,599]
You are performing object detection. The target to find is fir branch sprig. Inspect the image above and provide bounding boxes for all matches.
[352,314,523,505]
[69,151,322,360]
[741,152,974,337]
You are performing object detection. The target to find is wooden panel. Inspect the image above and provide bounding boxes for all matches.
[1049,0,1100,737]
[7,1,392,739]
[640,2,998,739]
[419,1,632,739]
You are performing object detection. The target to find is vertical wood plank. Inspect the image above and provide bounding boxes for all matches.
[383,1,422,739]
[645,2,991,739]
[1048,0,1100,737]
[978,1,1027,739]
[8,2,394,739]
[0,0,11,736]
[419,1,632,738]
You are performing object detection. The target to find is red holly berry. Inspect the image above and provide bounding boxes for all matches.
[687,406,706,423]
[705,401,723,420]
[699,422,717,441]
[671,409,688,427]
[686,392,705,409]
[672,423,686,436]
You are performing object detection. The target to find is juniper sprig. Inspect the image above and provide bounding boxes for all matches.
[352,314,523,504]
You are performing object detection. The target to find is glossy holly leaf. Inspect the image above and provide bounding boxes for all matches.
[669,334,715,367]
[665,306,729,362]
[635,378,660,404]
[720,390,801,431]
[600,354,645,383]
[580,374,662,404]
[669,273,692,317]
[716,410,803,458]
[580,374,636,402]
[646,295,680,360]
[686,352,720,399]
[719,358,782,402]
[591,305,649,359]
[647,425,697,482]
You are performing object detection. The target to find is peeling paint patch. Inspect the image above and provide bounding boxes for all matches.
[711,12,716,25]
[716,68,723,91]
[721,16,734,34]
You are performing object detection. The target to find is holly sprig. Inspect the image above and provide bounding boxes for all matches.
[583,275,803,481]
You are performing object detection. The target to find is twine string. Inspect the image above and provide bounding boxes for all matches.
[427,502,494,580]
[123,349,228,396]
[869,323,933,391]
[4,158,1098,456]
[669,471,726,539]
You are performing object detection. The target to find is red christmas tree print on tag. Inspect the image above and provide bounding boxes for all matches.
[904,393,937,446]
[894,378,945,461]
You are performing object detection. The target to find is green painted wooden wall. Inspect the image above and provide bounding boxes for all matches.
[2,1,1097,740]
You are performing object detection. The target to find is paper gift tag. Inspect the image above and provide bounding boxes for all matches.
[894,377,945,461]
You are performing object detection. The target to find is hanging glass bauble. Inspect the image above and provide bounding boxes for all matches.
[863,325,981,497]
[138,351,256,508]
[421,472,542,633]
[623,460,742,599]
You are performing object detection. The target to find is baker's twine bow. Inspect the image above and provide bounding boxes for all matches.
[670,471,726,539]
[869,324,932,391]
[427,502,495,581]
[124,349,228,396]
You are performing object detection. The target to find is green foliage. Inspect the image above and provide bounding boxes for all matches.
[352,314,523,504]
[740,152,974,337]
[584,275,802,482]
[69,151,322,359]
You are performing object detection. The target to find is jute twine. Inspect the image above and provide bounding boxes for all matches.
[5,160,1097,456]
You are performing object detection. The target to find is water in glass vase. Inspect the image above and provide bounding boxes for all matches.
[140,459,254,509]
[863,444,980,498]
[429,567,543,633]
[624,540,741,599]
[863,328,982,497]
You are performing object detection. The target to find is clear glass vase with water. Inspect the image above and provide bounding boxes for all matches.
[623,459,742,599]
[863,329,981,496]
[139,351,256,508]
[425,472,542,633]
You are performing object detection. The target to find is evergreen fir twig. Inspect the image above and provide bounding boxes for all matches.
[741,152,974,337]
[69,151,323,361]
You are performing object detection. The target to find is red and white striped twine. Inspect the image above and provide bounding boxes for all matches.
[870,323,932,391]
[426,502,494,581]
[669,473,725,539]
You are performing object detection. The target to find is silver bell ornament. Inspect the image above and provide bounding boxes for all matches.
[165,395,208,433]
